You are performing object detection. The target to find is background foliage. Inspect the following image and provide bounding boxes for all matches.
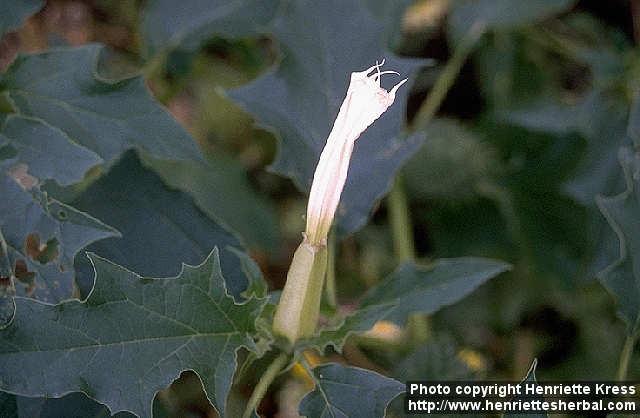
[0,0,639,417]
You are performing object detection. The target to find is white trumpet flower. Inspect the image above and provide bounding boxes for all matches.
[273,61,407,344]
[305,60,407,245]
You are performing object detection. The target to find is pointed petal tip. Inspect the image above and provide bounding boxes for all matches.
[389,78,408,96]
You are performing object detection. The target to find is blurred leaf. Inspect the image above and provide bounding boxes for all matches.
[504,359,547,418]
[560,13,630,86]
[72,151,250,298]
[1,45,202,165]
[510,187,589,280]
[490,15,633,279]
[0,392,135,418]
[597,147,640,335]
[628,93,640,146]
[141,0,280,57]
[490,94,622,279]
[448,0,576,43]
[403,119,498,201]
[394,336,476,381]
[557,92,628,205]
[388,336,479,418]
[498,92,627,279]
[297,304,394,353]
[361,258,510,324]
[0,390,17,417]
[499,99,582,136]
[474,33,561,109]
[299,363,403,418]
[0,170,118,302]
[230,0,425,236]
[423,197,512,259]
[1,116,101,186]
[143,155,279,253]
[0,0,43,38]
[485,120,588,278]
[362,0,414,48]
[0,249,266,418]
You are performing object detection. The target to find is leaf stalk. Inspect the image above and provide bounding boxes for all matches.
[616,333,637,381]
[242,352,290,418]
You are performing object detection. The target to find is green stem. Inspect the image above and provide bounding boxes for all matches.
[411,22,486,132]
[616,334,637,381]
[388,176,415,262]
[385,23,486,343]
[387,24,486,264]
[325,232,337,308]
[242,352,289,418]
[143,52,166,80]
[407,313,430,345]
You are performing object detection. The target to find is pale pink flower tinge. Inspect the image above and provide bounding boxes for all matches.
[305,60,407,245]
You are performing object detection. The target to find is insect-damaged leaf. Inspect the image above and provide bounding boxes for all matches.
[0,116,116,303]
[0,171,118,302]
[229,0,425,236]
[0,248,266,418]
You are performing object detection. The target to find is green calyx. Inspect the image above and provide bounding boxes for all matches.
[273,238,328,344]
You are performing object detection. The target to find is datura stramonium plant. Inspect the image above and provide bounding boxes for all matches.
[273,60,407,344]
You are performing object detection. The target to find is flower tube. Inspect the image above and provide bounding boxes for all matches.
[273,61,407,344]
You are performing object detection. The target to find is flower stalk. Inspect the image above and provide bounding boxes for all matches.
[273,61,407,344]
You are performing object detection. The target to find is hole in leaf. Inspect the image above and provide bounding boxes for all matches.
[0,276,10,288]
[24,234,59,264]
[0,276,14,298]
[38,238,59,264]
[58,210,67,220]
[14,259,35,284]
[7,163,38,190]
[25,234,40,260]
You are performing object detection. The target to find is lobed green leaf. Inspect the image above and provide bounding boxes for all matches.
[229,0,426,236]
[1,115,101,186]
[361,258,511,325]
[141,0,280,57]
[1,45,202,165]
[597,147,640,335]
[299,363,404,418]
[0,170,118,302]
[448,0,576,43]
[143,155,280,253]
[0,248,266,418]
[72,152,250,298]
